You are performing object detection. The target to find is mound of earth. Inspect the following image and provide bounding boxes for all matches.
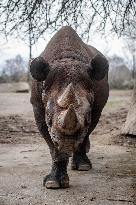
[92,108,136,148]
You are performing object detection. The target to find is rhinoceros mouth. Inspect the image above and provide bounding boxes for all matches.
[51,131,85,156]
[54,139,75,156]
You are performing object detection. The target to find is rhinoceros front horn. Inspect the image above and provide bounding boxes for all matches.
[57,83,78,108]
[30,57,50,81]
[57,104,80,135]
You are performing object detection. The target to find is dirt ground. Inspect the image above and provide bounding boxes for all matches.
[0,90,136,205]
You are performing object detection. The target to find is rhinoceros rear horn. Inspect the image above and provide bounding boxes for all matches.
[30,57,50,81]
[88,54,109,81]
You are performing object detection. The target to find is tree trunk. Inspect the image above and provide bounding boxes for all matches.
[122,82,136,136]
[27,17,32,82]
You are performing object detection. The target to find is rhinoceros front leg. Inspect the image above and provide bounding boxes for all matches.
[43,152,69,189]
[33,105,69,188]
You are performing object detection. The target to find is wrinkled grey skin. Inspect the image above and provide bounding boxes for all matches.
[30,26,109,189]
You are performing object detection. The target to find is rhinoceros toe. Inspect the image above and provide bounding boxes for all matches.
[43,173,69,189]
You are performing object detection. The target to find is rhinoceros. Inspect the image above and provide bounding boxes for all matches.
[30,26,109,189]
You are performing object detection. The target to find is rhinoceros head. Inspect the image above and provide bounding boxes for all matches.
[30,54,108,155]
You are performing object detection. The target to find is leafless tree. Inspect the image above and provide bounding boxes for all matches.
[0,0,135,44]
[0,55,27,83]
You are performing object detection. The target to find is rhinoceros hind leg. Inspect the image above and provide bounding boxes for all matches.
[71,152,92,171]
[71,135,92,171]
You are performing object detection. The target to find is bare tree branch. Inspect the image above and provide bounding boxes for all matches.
[0,0,135,44]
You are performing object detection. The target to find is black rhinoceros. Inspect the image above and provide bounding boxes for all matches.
[30,26,109,189]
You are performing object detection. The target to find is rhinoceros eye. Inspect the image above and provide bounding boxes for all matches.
[85,110,91,124]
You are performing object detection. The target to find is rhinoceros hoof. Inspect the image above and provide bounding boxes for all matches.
[71,154,92,171]
[43,173,69,189]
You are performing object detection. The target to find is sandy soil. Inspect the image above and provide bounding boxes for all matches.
[0,90,136,205]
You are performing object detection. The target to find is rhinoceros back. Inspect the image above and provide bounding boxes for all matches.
[41,26,95,66]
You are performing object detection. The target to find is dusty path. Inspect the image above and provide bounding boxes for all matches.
[0,90,136,205]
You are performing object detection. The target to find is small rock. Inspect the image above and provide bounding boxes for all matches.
[21,185,27,189]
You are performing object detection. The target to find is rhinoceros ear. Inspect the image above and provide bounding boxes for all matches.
[88,54,109,81]
[30,57,50,81]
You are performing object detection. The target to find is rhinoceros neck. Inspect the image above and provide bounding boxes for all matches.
[41,26,91,65]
